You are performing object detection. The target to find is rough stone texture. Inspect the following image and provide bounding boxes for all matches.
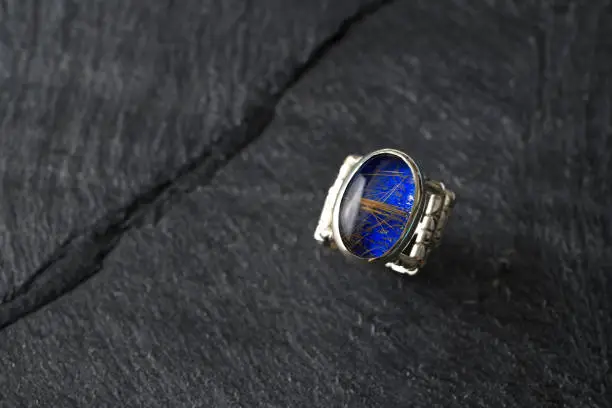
[0,0,611,406]
[0,0,378,324]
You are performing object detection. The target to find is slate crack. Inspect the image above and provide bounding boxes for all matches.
[0,0,397,330]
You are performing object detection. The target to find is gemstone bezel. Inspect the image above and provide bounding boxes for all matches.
[331,148,424,263]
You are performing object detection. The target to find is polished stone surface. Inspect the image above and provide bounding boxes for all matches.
[338,152,416,258]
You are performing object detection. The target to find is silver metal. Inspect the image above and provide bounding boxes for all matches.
[314,154,362,245]
[314,149,456,275]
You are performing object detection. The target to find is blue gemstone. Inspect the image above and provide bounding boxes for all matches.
[338,153,416,259]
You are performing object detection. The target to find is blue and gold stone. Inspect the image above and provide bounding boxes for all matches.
[337,152,417,259]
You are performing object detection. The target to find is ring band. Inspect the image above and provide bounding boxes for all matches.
[314,148,456,275]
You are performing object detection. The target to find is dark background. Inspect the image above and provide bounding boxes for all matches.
[0,0,611,406]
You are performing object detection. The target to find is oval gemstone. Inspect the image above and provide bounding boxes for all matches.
[338,153,416,259]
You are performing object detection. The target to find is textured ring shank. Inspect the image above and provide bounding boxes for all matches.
[385,180,455,275]
[314,155,362,245]
[314,155,455,275]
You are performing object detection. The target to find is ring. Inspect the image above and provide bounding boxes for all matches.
[314,148,456,275]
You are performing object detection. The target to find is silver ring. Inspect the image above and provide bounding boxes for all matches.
[314,148,456,275]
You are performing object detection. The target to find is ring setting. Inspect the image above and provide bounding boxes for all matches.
[314,148,455,275]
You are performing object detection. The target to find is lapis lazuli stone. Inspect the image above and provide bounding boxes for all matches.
[338,153,416,259]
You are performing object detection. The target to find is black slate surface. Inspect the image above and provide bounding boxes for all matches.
[1,0,611,406]
[0,0,376,327]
